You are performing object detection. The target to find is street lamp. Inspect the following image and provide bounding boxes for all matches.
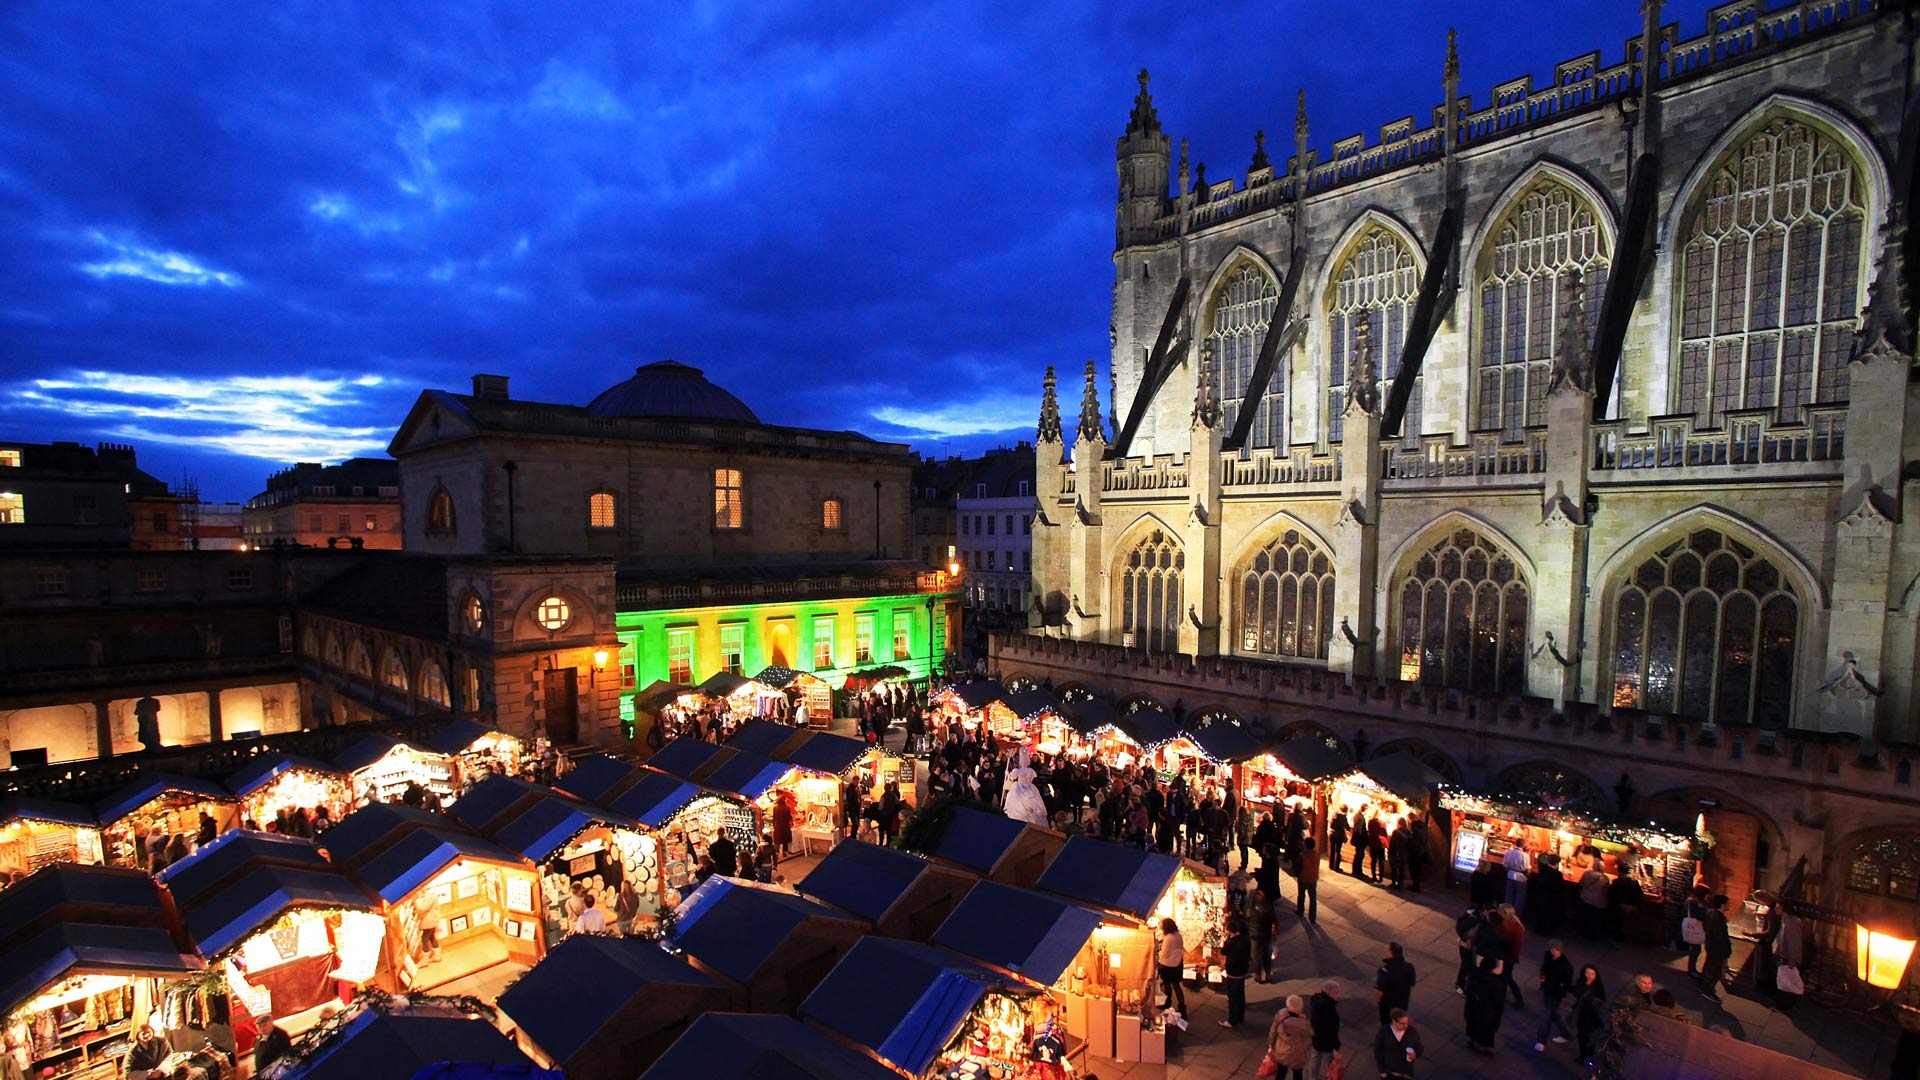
[593,648,610,673]
[1857,913,1917,990]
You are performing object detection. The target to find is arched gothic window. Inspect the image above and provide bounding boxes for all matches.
[588,491,617,529]
[1498,762,1606,809]
[1847,836,1920,902]
[1328,227,1420,445]
[418,662,451,708]
[1478,179,1611,438]
[1395,527,1529,693]
[427,487,455,535]
[1677,117,1868,424]
[1609,527,1798,727]
[347,641,372,677]
[1120,528,1182,655]
[324,633,343,668]
[1238,528,1334,660]
[381,651,409,692]
[1208,263,1281,447]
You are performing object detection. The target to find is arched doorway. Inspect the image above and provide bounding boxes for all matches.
[1641,787,1782,910]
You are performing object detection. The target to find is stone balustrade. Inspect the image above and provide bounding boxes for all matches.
[615,569,952,611]
[1219,445,1343,490]
[1590,404,1846,474]
[1100,453,1190,494]
[1380,429,1548,484]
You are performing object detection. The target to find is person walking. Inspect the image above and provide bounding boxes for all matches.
[1497,904,1527,1007]
[1267,994,1311,1080]
[1532,939,1574,1052]
[613,880,641,936]
[1328,811,1349,875]
[1405,815,1430,893]
[1220,917,1252,1029]
[770,792,794,860]
[1234,804,1253,872]
[1373,1009,1423,1079]
[1368,815,1390,883]
[1375,942,1416,1025]
[1577,859,1610,940]
[1156,917,1187,1014]
[1249,887,1277,983]
[1297,837,1321,923]
[1387,823,1411,889]
[1681,883,1710,977]
[1570,965,1608,1067]
[1454,904,1484,994]
[1464,956,1508,1056]
[1698,894,1733,1001]
[1307,980,1342,1080]
[1502,843,1531,912]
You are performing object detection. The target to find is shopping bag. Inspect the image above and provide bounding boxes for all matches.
[1255,1053,1279,1078]
[1775,963,1805,995]
[1327,1050,1347,1080]
[1681,917,1706,945]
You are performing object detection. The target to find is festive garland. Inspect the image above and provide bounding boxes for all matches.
[1436,784,1699,852]
[894,791,973,855]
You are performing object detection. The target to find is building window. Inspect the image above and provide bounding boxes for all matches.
[1119,529,1183,654]
[620,642,637,688]
[668,629,694,684]
[0,450,18,467]
[1328,226,1421,445]
[337,514,350,532]
[0,493,20,524]
[1023,515,1031,535]
[975,484,986,498]
[1018,480,1030,497]
[720,624,744,676]
[152,512,170,533]
[855,614,874,664]
[1677,117,1866,424]
[307,514,323,533]
[713,468,744,529]
[1395,527,1530,693]
[823,498,843,530]
[349,641,372,676]
[813,617,835,670]
[1239,528,1335,661]
[464,594,487,634]
[227,567,253,589]
[418,663,450,708]
[1847,836,1920,901]
[137,567,167,592]
[1208,262,1283,447]
[1478,178,1612,437]
[426,487,455,535]
[312,485,335,496]
[535,595,572,632]
[33,568,68,596]
[588,491,617,529]
[72,495,96,525]
[973,551,982,570]
[1022,551,1031,572]
[892,611,911,661]
[1004,515,1013,535]
[364,514,377,531]
[351,486,364,497]
[382,652,410,693]
[378,485,398,497]
[961,516,970,536]
[1609,526,1798,727]
[325,634,344,668]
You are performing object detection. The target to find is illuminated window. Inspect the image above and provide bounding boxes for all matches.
[813,617,835,670]
[1119,529,1182,654]
[349,641,372,676]
[418,663,450,708]
[855,614,874,664]
[1677,117,1866,423]
[535,596,572,632]
[892,611,912,661]
[588,491,617,529]
[1238,528,1335,661]
[33,568,67,596]
[382,652,410,692]
[1327,226,1421,445]
[426,487,455,535]
[668,629,694,684]
[720,625,744,676]
[137,567,167,593]
[823,498,842,530]
[1396,527,1529,693]
[227,567,253,589]
[620,642,636,688]
[1847,837,1920,901]
[1208,262,1283,447]
[464,594,486,634]
[365,514,377,531]
[0,450,18,467]
[713,469,744,530]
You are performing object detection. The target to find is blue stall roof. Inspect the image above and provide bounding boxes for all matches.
[1266,737,1354,782]
[1035,836,1181,922]
[671,877,860,986]
[1338,750,1447,805]
[498,935,721,1067]
[182,864,379,958]
[607,772,737,828]
[700,749,793,802]
[1057,697,1119,736]
[0,796,98,830]
[794,840,937,923]
[157,831,328,908]
[1115,707,1180,749]
[932,881,1105,987]
[95,773,235,826]
[0,864,167,934]
[317,803,454,868]
[273,1007,533,1080]
[354,828,526,905]
[638,1013,900,1080]
[447,775,546,835]
[947,680,1006,710]
[799,938,1019,1078]
[644,737,729,780]
[922,806,1027,874]
[331,733,418,774]
[225,753,346,800]
[724,719,803,759]
[554,755,642,806]
[1003,688,1063,721]
[0,923,201,1017]
[418,718,519,758]
[491,796,639,865]
[782,732,870,777]
[694,671,752,699]
[1183,721,1263,764]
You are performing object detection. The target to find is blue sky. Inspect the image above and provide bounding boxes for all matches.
[0,0,1718,500]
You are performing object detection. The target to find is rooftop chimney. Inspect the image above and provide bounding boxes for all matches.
[471,374,510,400]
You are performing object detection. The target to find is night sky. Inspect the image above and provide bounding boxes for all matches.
[1,0,1721,501]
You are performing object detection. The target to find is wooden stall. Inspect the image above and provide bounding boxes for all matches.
[637,1014,901,1080]
[94,775,239,870]
[1240,737,1353,841]
[332,735,456,809]
[914,805,1066,889]
[257,996,534,1080]
[794,839,977,941]
[668,876,869,1012]
[606,771,755,904]
[0,797,103,877]
[497,935,729,1080]
[1036,836,1223,987]
[419,719,526,788]
[225,754,352,833]
[753,666,833,727]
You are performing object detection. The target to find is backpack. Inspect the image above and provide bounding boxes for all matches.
[1681,917,1706,946]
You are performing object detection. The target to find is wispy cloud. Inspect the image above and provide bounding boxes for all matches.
[870,395,1033,440]
[77,231,242,287]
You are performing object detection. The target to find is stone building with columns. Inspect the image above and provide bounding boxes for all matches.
[1018,1,1920,918]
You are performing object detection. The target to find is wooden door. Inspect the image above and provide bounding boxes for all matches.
[543,667,579,745]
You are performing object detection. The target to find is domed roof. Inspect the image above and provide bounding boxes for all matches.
[585,360,759,423]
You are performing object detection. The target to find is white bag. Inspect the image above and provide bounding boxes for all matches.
[1775,963,1804,996]
[1681,917,1706,945]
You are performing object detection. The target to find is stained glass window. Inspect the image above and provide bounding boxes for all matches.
[1121,529,1183,654]
[1238,528,1335,660]
[418,663,450,708]
[1328,226,1420,445]
[1676,118,1866,423]
[1208,263,1282,447]
[1610,527,1798,727]
[1848,836,1920,902]
[1395,527,1528,693]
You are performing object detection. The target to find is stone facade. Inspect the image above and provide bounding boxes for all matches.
[242,458,402,550]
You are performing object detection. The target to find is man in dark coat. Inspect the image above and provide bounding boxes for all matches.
[1328,811,1350,874]
[1375,941,1417,1024]
[708,834,738,879]
[1698,893,1733,1001]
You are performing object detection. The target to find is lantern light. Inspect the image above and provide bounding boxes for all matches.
[1857,915,1917,990]
[593,648,610,672]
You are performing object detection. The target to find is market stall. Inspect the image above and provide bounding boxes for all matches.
[1438,785,1701,944]
[794,839,976,941]
[94,774,239,870]
[800,937,1065,1080]
[498,935,729,1080]
[845,665,914,729]
[1138,722,1262,799]
[556,754,648,807]
[158,831,334,913]
[487,789,652,943]
[637,1013,901,1080]
[225,754,352,833]
[635,680,697,743]
[753,666,833,727]
[332,735,457,809]
[1240,737,1353,826]
[644,735,733,782]
[1036,836,1223,985]
[725,717,808,759]
[1001,688,1072,754]
[0,797,102,877]
[419,718,527,788]
[784,729,914,814]
[914,805,1065,889]
[606,772,755,903]
[930,681,1020,741]
[257,994,535,1080]
[668,876,868,1012]
[0,865,204,1080]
